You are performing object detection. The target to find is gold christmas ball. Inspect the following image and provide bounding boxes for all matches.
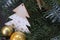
[1,26,13,36]
[10,32,26,40]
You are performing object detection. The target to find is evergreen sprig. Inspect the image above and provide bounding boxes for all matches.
[42,0,60,25]
[0,0,60,40]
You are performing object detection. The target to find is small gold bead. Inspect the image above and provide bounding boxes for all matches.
[10,32,26,40]
[1,25,13,36]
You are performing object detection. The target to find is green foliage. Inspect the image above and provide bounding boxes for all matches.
[41,0,60,25]
[0,0,60,40]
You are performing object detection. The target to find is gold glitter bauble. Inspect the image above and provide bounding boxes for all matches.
[10,32,26,40]
[1,26,13,36]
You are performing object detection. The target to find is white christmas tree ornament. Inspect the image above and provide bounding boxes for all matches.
[5,3,30,33]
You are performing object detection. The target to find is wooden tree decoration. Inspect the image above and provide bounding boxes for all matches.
[5,3,30,33]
